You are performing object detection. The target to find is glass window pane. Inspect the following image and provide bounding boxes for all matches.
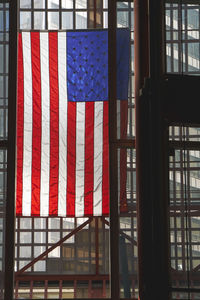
[34,246,45,257]
[117,11,129,28]
[62,12,73,29]
[5,10,9,31]
[75,0,87,9]
[5,44,8,74]
[19,246,31,258]
[103,0,108,9]
[0,11,3,30]
[20,11,31,29]
[187,9,199,29]
[20,218,32,229]
[61,0,73,9]
[34,218,46,229]
[20,232,32,244]
[48,218,60,229]
[48,232,60,243]
[103,11,108,28]
[34,232,46,243]
[76,11,87,29]
[48,12,59,29]
[48,0,59,9]
[20,0,32,8]
[0,77,3,97]
[34,12,45,30]
[0,45,3,73]
[34,0,45,9]
[33,260,46,271]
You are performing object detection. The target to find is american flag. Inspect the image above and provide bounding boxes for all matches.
[16,30,129,217]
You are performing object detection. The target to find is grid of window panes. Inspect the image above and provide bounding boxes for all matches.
[169,126,200,298]
[0,2,9,299]
[165,2,200,74]
[15,2,136,298]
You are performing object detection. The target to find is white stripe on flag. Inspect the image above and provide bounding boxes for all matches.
[58,32,67,216]
[22,32,32,216]
[93,101,103,216]
[75,102,85,217]
[40,32,50,216]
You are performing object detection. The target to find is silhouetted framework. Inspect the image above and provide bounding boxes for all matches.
[2,0,200,300]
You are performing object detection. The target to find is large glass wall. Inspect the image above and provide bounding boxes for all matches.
[165,2,200,298]
[169,127,200,299]
[14,1,136,299]
[165,2,200,75]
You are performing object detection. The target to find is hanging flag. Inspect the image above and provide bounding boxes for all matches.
[16,29,129,217]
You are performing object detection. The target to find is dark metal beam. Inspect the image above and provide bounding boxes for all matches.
[4,0,18,299]
[15,274,110,281]
[108,1,119,299]
[135,0,170,299]
[169,141,200,151]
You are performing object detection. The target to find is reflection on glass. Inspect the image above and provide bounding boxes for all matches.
[169,127,200,294]
[75,0,87,9]
[48,12,59,29]
[76,11,87,29]
[62,12,73,29]
[117,11,129,28]
[20,11,31,29]
[165,3,200,75]
[62,0,73,9]
[20,0,31,9]
[48,0,59,9]
[0,11,3,30]
[34,12,45,29]
[34,0,45,9]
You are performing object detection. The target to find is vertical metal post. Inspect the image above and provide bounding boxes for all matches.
[30,280,33,299]
[134,0,149,299]
[4,0,18,299]
[95,217,99,275]
[134,0,149,98]
[135,0,170,299]
[44,280,48,298]
[59,280,62,299]
[74,280,77,299]
[108,0,119,300]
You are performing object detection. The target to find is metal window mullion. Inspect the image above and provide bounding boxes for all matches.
[31,218,34,272]
[73,0,76,29]
[185,5,189,74]
[177,4,183,73]
[59,0,61,29]
[45,0,48,29]
[180,135,186,272]
[186,149,193,273]
[172,148,178,270]
[170,6,174,72]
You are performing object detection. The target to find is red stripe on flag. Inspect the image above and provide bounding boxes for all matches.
[84,102,94,216]
[67,102,76,216]
[16,33,24,216]
[49,32,59,216]
[120,100,128,213]
[102,101,109,215]
[31,32,41,216]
